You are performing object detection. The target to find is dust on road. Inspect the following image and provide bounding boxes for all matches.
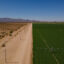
[0,23,32,64]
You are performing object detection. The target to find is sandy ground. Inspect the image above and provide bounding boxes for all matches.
[0,23,32,64]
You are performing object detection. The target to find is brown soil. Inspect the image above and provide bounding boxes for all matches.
[0,23,32,64]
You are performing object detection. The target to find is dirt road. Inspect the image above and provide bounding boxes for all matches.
[0,23,32,64]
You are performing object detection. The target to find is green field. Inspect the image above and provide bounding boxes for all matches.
[33,23,64,64]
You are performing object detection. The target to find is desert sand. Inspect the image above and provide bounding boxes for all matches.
[0,23,32,64]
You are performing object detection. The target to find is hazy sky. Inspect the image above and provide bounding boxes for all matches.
[0,0,64,21]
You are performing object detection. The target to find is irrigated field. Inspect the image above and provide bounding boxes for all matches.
[33,23,64,64]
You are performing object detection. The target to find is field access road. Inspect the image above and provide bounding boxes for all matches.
[0,23,32,64]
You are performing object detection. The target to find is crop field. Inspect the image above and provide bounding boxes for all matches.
[33,23,64,64]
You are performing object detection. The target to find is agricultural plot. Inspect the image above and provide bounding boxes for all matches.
[33,23,64,64]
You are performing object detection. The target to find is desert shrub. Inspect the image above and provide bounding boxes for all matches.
[9,30,13,36]
[1,35,5,38]
[10,30,13,33]
[0,35,5,39]
[2,44,5,47]
[9,33,12,36]
[1,32,7,35]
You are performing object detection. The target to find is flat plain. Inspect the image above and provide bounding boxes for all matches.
[0,22,32,64]
[33,23,64,64]
[0,22,27,40]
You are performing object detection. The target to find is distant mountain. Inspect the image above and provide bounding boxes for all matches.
[0,18,44,22]
[0,18,31,22]
[0,18,63,22]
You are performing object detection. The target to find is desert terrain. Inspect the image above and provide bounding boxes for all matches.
[0,22,32,64]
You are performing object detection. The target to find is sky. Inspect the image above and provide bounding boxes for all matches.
[0,0,64,21]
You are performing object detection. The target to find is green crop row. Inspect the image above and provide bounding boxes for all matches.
[33,23,64,64]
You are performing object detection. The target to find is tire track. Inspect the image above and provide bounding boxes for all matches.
[37,30,60,64]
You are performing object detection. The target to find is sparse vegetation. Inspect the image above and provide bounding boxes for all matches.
[0,35,5,39]
[2,44,6,47]
[10,30,13,33]
[0,32,7,39]
[9,30,13,36]
[0,22,26,38]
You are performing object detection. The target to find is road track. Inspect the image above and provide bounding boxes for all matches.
[0,23,32,64]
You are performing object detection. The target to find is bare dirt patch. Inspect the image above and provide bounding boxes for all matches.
[0,22,32,64]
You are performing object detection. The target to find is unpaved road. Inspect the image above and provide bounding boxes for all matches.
[0,23,32,64]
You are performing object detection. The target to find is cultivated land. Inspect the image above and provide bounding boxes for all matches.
[0,22,32,64]
[33,23,64,64]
